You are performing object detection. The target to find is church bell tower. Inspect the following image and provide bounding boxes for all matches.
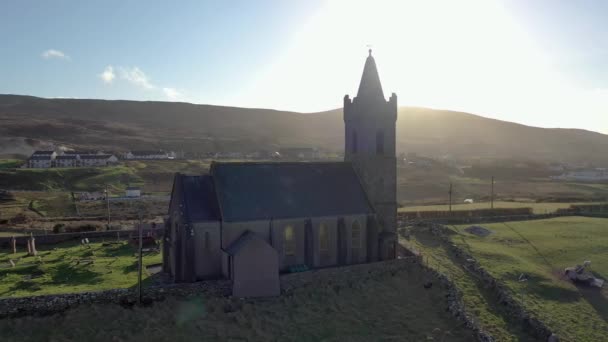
[344,50,397,259]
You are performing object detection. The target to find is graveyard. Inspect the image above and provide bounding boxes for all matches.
[0,238,162,297]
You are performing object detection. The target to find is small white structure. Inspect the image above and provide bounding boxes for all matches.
[126,187,141,198]
[464,199,474,204]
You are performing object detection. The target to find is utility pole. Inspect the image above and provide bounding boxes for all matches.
[137,209,143,305]
[448,182,453,214]
[490,176,494,209]
[106,184,111,229]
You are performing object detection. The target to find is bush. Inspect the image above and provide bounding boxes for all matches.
[52,223,66,234]
[8,213,29,225]
[0,190,15,202]
[65,223,101,233]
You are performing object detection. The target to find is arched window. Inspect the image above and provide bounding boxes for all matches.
[284,225,296,256]
[352,131,358,153]
[351,221,361,250]
[319,223,329,253]
[376,130,385,155]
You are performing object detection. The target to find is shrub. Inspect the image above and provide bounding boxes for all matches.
[65,223,101,233]
[52,223,66,234]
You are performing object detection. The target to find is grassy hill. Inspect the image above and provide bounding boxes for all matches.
[2,94,608,164]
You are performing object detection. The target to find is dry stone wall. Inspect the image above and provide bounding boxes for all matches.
[422,222,555,341]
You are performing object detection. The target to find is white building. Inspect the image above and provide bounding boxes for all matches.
[27,151,57,168]
[79,154,118,167]
[54,155,79,168]
[552,169,608,182]
[124,150,173,160]
[125,187,141,198]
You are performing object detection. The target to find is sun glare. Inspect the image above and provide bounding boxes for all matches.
[236,0,608,132]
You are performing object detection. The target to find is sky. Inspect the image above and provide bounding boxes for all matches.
[1,0,608,133]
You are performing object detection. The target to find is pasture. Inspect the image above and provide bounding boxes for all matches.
[407,216,608,341]
[399,201,606,214]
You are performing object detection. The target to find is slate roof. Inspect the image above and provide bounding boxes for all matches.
[211,162,373,222]
[80,154,113,160]
[29,155,52,160]
[32,151,55,155]
[179,175,220,222]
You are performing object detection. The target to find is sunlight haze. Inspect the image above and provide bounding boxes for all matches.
[2,0,607,132]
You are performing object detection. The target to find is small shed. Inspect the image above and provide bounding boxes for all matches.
[224,231,280,298]
[126,187,141,198]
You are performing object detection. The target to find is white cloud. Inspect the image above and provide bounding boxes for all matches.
[100,65,188,101]
[42,49,70,60]
[98,66,115,84]
[119,67,155,89]
[162,87,184,101]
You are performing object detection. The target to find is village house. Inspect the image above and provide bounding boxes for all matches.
[79,154,118,167]
[165,50,397,298]
[26,151,57,168]
[124,150,174,160]
[54,155,79,168]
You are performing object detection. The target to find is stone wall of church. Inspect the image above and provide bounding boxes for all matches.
[192,222,222,280]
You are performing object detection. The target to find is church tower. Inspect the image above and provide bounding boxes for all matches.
[344,50,397,259]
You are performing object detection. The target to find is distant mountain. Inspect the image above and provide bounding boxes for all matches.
[1,94,607,164]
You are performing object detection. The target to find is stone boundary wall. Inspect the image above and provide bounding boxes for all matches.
[0,228,164,247]
[402,212,608,225]
[421,222,555,341]
[0,258,493,341]
[398,208,533,221]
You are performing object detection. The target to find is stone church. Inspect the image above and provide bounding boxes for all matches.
[164,50,397,297]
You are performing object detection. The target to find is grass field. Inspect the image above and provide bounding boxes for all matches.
[407,216,608,341]
[0,160,210,193]
[399,201,606,214]
[0,240,162,297]
[0,264,474,342]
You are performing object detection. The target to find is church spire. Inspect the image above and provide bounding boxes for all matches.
[356,49,385,100]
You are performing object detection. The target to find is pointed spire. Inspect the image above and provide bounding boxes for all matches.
[356,49,385,100]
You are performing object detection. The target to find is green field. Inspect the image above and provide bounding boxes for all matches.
[407,216,608,341]
[400,201,605,214]
[0,240,162,297]
[0,160,210,193]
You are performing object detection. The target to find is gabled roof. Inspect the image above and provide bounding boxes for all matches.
[178,174,221,222]
[29,155,52,160]
[356,49,385,101]
[211,162,373,222]
[56,155,78,160]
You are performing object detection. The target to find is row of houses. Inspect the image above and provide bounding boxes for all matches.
[122,150,175,160]
[26,151,118,168]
